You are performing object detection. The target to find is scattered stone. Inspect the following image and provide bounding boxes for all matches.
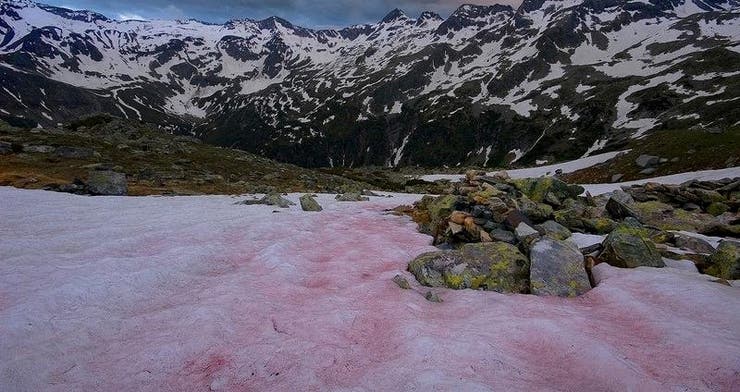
[392,274,411,289]
[635,154,660,168]
[335,192,369,202]
[238,193,295,208]
[518,196,553,222]
[86,170,128,196]
[606,196,640,221]
[489,229,516,244]
[611,173,624,182]
[504,210,532,230]
[704,241,740,280]
[674,234,715,254]
[529,238,591,297]
[23,144,54,153]
[599,227,665,268]
[639,168,657,175]
[299,194,323,211]
[449,210,470,225]
[424,291,443,303]
[536,220,572,240]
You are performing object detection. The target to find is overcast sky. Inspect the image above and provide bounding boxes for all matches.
[47,0,523,28]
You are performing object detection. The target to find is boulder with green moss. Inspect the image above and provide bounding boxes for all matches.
[407,242,530,293]
[530,238,591,297]
[704,241,740,280]
[599,227,665,268]
[510,177,582,206]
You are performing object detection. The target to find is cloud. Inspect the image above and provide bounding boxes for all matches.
[42,0,524,27]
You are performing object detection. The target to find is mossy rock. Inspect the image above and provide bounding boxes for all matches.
[599,227,665,268]
[704,241,740,280]
[407,242,530,293]
[706,202,729,217]
[511,177,581,205]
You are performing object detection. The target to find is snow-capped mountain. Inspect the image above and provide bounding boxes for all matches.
[1,0,739,167]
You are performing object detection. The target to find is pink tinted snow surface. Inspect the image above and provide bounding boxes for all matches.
[1,187,739,391]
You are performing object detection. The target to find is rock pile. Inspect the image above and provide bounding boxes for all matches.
[403,170,739,296]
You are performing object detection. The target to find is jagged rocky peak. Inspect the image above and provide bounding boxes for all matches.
[452,3,515,18]
[381,8,411,23]
[419,11,443,21]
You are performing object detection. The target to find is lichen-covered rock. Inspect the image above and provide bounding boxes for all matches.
[518,196,553,222]
[704,241,740,280]
[706,202,729,216]
[392,274,411,289]
[407,242,529,293]
[510,177,580,205]
[299,194,322,211]
[86,170,127,196]
[530,238,591,297]
[335,192,369,202]
[536,220,572,240]
[599,228,665,268]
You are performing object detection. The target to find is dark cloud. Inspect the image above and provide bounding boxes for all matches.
[47,0,523,27]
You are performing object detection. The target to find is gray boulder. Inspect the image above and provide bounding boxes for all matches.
[299,194,323,212]
[606,196,640,221]
[530,238,591,297]
[599,228,665,268]
[674,234,715,254]
[237,193,295,208]
[635,154,660,168]
[536,220,572,240]
[86,170,128,196]
[335,192,369,202]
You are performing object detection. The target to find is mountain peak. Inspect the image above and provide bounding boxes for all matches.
[451,3,515,18]
[419,11,443,21]
[381,8,409,23]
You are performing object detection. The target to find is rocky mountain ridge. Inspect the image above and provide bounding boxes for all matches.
[0,0,739,167]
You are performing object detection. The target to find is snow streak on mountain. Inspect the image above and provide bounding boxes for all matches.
[0,0,739,167]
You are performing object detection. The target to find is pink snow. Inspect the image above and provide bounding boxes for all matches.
[1,187,739,391]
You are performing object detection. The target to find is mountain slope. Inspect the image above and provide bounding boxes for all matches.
[0,0,738,167]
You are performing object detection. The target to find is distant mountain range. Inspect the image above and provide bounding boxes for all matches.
[1,0,739,167]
